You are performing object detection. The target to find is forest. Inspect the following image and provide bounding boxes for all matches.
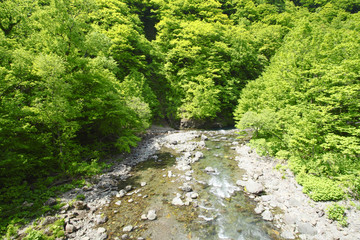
[1,0,359,236]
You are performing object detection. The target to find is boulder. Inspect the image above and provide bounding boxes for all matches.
[244,180,264,195]
[262,210,274,221]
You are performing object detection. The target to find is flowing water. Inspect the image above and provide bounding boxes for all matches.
[101,130,282,240]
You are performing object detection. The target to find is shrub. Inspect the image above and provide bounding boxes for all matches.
[326,203,348,227]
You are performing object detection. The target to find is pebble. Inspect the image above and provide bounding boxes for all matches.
[123,225,133,232]
[115,201,122,206]
[140,182,147,187]
[147,210,157,220]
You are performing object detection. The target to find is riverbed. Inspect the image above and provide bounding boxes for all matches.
[55,128,360,240]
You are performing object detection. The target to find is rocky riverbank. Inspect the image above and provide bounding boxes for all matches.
[234,144,360,240]
[17,128,360,240]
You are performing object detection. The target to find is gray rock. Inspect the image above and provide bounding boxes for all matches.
[172,195,184,206]
[147,210,157,220]
[193,151,204,161]
[204,167,215,173]
[283,213,297,225]
[117,190,126,198]
[123,225,133,232]
[297,222,317,236]
[121,234,129,240]
[45,197,57,206]
[96,215,108,225]
[65,223,76,234]
[42,216,58,226]
[74,201,87,210]
[201,135,208,141]
[262,210,274,221]
[180,183,192,192]
[190,192,199,199]
[254,205,265,214]
[244,180,264,195]
[281,231,296,239]
[236,180,246,187]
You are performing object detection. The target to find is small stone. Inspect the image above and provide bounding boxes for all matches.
[141,214,148,220]
[262,210,274,221]
[140,182,147,187]
[115,201,122,206]
[42,216,57,226]
[190,192,199,199]
[143,195,148,198]
[180,183,192,192]
[117,190,126,198]
[147,210,157,220]
[204,167,215,173]
[128,199,134,203]
[137,237,145,240]
[172,195,184,206]
[96,215,108,225]
[201,135,208,141]
[98,227,106,234]
[123,225,133,232]
[121,234,129,240]
[125,185,132,191]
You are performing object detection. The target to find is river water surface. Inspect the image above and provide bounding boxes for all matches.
[101,130,282,240]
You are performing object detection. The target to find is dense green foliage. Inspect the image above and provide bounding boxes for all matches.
[1,0,359,236]
[234,3,360,200]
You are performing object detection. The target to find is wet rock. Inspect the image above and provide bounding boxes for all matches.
[281,230,296,239]
[147,210,157,220]
[45,197,57,206]
[74,201,87,210]
[204,167,215,173]
[244,180,264,195]
[123,225,133,232]
[262,210,274,221]
[297,222,317,236]
[65,223,76,234]
[96,215,108,225]
[140,182,147,187]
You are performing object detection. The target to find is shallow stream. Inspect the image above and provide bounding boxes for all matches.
[101,130,282,240]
